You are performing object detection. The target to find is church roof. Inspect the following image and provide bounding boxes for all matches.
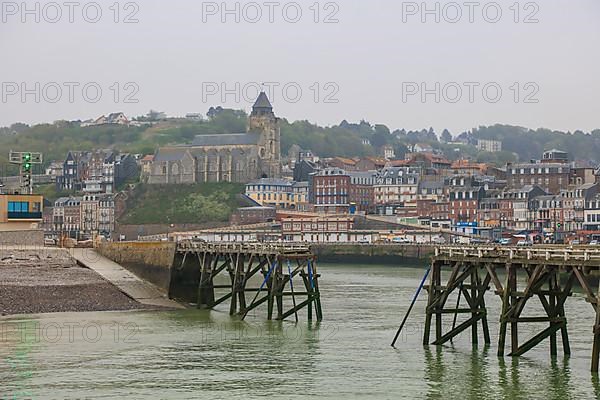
[253,92,272,110]
[191,132,261,147]
[154,148,190,162]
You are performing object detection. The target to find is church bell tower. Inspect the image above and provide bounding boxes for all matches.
[248,92,281,178]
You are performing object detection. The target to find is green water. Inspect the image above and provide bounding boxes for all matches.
[1,264,600,399]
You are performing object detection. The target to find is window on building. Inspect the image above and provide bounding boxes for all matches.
[8,201,29,213]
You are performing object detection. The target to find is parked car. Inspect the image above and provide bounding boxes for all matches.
[517,240,533,247]
[498,238,511,246]
[571,240,581,246]
[589,240,599,246]
[358,238,370,244]
[392,237,411,244]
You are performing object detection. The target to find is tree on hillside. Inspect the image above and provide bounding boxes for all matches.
[441,129,452,143]
[372,124,392,148]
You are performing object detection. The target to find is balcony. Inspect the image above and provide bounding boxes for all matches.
[8,212,43,220]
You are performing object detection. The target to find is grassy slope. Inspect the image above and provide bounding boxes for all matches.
[120,183,245,225]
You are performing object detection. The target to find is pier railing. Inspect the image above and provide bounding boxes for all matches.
[177,240,312,256]
[434,245,600,265]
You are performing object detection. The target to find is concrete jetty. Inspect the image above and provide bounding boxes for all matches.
[71,248,184,310]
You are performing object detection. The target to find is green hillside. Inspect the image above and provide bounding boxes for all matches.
[119,183,245,225]
[2,109,600,171]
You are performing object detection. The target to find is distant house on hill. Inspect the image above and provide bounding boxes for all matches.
[380,145,396,160]
[81,112,130,127]
[413,143,434,153]
[185,113,203,121]
[477,139,502,153]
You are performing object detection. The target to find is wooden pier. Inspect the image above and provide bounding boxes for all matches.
[169,241,322,321]
[424,245,600,372]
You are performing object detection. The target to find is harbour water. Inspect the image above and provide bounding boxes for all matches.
[1,264,600,399]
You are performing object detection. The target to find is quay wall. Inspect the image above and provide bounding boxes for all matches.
[95,242,436,298]
[0,230,44,246]
[96,241,176,292]
[312,244,435,265]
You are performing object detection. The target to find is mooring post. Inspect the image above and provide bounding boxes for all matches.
[498,262,512,357]
[592,278,600,373]
[198,252,215,309]
[478,266,492,346]
[237,254,247,313]
[311,259,323,321]
[509,264,519,354]
[276,257,284,320]
[549,268,558,357]
[435,262,442,343]
[471,267,479,346]
[267,257,277,320]
[423,261,439,345]
[287,260,299,323]
[230,254,238,315]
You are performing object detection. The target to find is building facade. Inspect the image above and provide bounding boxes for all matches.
[245,179,309,210]
[374,167,421,208]
[310,168,351,214]
[477,139,502,153]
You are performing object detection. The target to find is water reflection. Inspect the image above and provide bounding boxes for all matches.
[423,344,587,400]
[498,357,527,399]
[3,265,600,399]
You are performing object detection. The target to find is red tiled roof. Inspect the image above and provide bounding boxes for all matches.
[334,157,357,165]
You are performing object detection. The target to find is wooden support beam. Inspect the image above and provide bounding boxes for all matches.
[280,299,312,320]
[213,292,233,307]
[485,263,504,294]
[435,262,442,343]
[476,268,492,345]
[432,315,484,346]
[312,260,323,322]
[300,269,317,322]
[509,324,563,357]
[423,261,436,345]
[197,253,216,309]
[509,264,519,354]
[242,295,269,315]
[498,263,512,357]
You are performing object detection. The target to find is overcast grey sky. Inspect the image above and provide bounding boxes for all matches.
[1,0,599,134]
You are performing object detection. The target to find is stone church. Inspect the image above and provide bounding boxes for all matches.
[148,92,281,184]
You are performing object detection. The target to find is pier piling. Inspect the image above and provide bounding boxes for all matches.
[421,245,600,373]
[170,241,322,322]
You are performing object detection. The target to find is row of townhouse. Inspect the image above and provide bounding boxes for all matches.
[245,179,310,211]
[246,149,600,238]
[57,150,139,193]
[44,194,117,239]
